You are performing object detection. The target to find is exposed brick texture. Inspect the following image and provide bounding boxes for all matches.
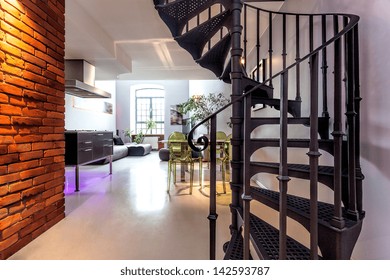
[0,0,65,260]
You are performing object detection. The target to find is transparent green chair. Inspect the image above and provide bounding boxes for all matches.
[216,131,228,193]
[167,132,202,194]
[224,133,232,175]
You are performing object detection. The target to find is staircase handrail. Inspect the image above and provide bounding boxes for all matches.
[187,8,359,151]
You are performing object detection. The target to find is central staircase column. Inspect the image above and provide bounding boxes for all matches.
[229,0,244,250]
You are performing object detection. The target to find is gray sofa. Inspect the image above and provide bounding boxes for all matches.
[126,143,152,156]
[93,136,151,164]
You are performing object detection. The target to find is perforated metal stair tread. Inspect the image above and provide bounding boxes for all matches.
[154,0,231,37]
[223,230,253,260]
[175,11,231,60]
[196,34,231,77]
[237,211,315,260]
[250,187,358,228]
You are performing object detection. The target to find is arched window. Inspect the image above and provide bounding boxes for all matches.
[135,88,165,135]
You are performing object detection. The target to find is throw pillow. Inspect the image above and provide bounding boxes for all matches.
[113,135,124,145]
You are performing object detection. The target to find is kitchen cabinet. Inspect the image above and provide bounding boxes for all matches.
[65,131,113,191]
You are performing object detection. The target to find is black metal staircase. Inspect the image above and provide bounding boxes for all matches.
[154,0,364,260]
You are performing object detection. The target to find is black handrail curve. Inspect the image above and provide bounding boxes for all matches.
[187,7,359,151]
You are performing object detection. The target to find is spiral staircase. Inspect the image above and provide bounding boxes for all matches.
[153,0,364,260]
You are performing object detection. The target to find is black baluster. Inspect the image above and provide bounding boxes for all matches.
[321,15,329,118]
[282,14,287,70]
[330,15,346,229]
[344,17,359,221]
[256,9,260,82]
[243,4,248,69]
[269,12,273,88]
[295,15,301,101]
[278,71,290,260]
[208,116,218,260]
[243,94,252,260]
[353,24,364,216]
[308,52,320,260]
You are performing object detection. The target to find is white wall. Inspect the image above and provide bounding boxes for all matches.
[65,80,116,131]
[260,0,390,259]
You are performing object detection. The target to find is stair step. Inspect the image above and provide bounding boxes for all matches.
[250,117,330,139]
[250,186,364,259]
[242,76,273,99]
[249,162,364,214]
[220,59,231,83]
[249,162,336,187]
[250,186,358,228]
[251,96,301,118]
[223,230,252,260]
[196,34,231,77]
[154,0,228,37]
[175,10,231,60]
[249,138,338,155]
[237,210,314,259]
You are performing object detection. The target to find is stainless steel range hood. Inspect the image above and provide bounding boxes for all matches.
[65,60,111,98]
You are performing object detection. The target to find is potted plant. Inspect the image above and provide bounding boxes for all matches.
[129,119,157,144]
[178,92,229,134]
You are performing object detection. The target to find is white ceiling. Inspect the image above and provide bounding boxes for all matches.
[65,0,283,80]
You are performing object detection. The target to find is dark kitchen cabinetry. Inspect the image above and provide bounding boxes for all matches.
[65,131,113,191]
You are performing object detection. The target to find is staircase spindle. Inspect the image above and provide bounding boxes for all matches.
[330,15,346,229]
[256,9,260,82]
[309,15,314,52]
[243,4,248,70]
[295,15,301,101]
[344,17,359,220]
[268,12,273,88]
[208,116,218,260]
[243,94,252,260]
[321,15,329,118]
[208,7,212,50]
[282,14,287,69]
[353,25,363,216]
[278,71,290,260]
[220,5,223,39]
[308,52,320,259]
[262,58,267,82]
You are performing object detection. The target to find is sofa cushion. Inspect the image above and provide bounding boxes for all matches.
[126,143,152,156]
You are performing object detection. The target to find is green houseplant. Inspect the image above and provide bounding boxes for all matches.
[178,92,229,134]
[126,119,157,144]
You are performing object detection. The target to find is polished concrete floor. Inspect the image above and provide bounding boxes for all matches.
[9,152,233,260]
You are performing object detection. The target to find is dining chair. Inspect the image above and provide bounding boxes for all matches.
[167,132,202,194]
[224,133,232,174]
[216,131,228,194]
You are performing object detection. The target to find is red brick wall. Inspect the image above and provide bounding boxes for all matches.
[0,0,65,259]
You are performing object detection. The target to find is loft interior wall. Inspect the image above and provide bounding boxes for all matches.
[0,0,66,259]
[64,80,116,131]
